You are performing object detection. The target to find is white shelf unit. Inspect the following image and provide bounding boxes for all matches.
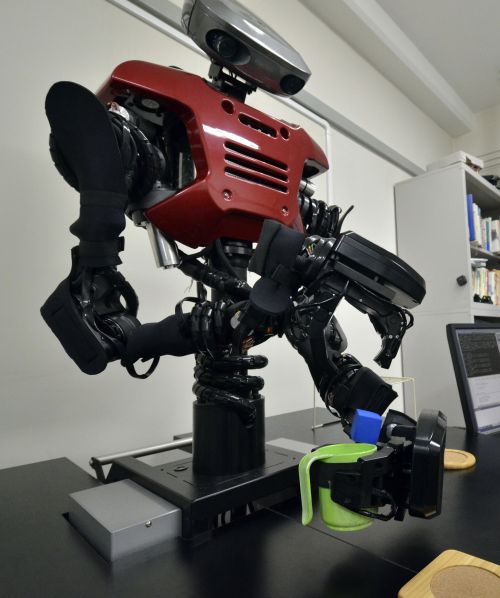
[395,163,500,425]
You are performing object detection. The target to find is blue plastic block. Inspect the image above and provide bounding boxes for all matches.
[351,409,383,444]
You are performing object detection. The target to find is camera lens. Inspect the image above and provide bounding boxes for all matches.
[207,30,239,61]
[280,75,305,95]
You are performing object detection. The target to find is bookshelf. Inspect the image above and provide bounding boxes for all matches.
[472,303,500,318]
[470,244,500,263]
[394,163,500,425]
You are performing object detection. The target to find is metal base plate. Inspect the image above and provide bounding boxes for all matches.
[107,446,302,539]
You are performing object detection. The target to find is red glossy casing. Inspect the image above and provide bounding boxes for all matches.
[97,61,328,248]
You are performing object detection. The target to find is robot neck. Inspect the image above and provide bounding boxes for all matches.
[208,63,256,103]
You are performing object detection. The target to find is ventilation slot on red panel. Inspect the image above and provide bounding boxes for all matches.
[224,141,289,193]
[238,114,277,138]
[224,167,287,193]
[225,155,288,182]
[225,141,287,171]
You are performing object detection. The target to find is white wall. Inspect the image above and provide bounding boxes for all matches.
[453,104,500,176]
[1,0,451,472]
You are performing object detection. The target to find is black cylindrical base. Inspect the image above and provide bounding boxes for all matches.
[192,398,265,476]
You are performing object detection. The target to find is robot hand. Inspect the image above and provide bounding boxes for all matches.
[303,408,446,523]
[40,245,161,378]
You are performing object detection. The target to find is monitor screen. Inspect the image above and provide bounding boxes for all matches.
[452,327,500,434]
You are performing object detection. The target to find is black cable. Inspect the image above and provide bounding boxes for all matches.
[80,268,160,379]
[294,292,340,313]
[193,353,268,426]
[336,204,354,234]
[298,196,353,238]
[178,255,251,300]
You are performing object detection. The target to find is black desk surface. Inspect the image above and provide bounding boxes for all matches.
[1,408,499,598]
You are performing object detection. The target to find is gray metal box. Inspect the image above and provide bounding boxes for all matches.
[68,479,181,561]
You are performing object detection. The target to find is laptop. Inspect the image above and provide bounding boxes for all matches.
[447,322,500,436]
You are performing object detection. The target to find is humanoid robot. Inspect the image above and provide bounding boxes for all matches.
[41,0,445,539]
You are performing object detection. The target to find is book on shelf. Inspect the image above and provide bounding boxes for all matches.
[492,220,500,253]
[466,193,475,241]
[471,265,500,304]
[472,202,481,246]
[486,217,491,252]
[481,217,487,251]
[466,193,500,254]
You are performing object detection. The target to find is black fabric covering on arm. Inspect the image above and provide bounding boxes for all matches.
[249,220,305,315]
[332,367,397,417]
[249,219,305,277]
[124,315,195,363]
[40,277,110,375]
[45,82,129,266]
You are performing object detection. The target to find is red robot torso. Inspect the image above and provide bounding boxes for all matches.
[97,61,328,248]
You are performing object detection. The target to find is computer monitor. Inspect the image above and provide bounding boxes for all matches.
[447,323,500,434]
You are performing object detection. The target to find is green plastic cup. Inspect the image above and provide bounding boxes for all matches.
[299,443,377,532]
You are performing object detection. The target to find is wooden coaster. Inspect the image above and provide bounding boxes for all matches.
[398,549,500,597]
[444,449,476,470]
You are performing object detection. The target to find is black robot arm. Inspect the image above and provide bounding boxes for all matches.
[285,293,398,429]
[247,219,445,524]
[248,219,426,430]
[41,81,153,377]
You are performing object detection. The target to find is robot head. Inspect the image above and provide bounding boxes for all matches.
[182,0,311,96]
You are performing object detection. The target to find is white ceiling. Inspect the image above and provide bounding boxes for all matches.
[377,0,500,113]
[301,0,500,136]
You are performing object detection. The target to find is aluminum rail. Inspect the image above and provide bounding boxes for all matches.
[90,437,193,481]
